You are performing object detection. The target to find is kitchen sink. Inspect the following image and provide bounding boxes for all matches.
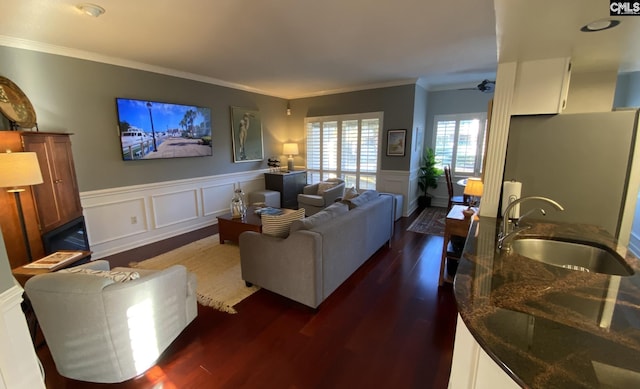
[511,238,634,276]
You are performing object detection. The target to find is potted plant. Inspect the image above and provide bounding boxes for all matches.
[418,148,443,207]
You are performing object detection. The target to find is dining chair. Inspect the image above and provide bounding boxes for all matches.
[444,165,467,211]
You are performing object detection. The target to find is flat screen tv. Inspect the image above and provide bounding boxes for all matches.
[116,98,212,160]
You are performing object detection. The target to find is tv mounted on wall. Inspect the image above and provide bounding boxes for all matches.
[116,98,212,160]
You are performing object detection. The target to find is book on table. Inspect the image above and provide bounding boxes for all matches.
[254,207,283,215]
[23,251,85,271]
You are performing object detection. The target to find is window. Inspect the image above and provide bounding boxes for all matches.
[433,113,487,176]
[305,112,382,189]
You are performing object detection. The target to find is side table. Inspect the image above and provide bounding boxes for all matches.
[12,250,93,287]
[264,171,307,209]
[439,206,475,286]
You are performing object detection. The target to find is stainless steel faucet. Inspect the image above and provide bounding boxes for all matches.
[498,196,564,250]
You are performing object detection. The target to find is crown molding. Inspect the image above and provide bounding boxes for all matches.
[0,36,425,100]
[0,35,283,98]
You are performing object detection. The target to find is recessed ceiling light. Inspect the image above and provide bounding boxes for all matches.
[580,19,620,32]
[76,3,106,17]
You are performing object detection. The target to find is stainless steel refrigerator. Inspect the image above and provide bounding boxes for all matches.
[503,109,639,237]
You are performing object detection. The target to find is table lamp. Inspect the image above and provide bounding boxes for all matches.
[0,150,43,262]
[283,143,298,171]
[463,177,483,217]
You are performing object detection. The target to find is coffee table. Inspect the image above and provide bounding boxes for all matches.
[217,206,295,244]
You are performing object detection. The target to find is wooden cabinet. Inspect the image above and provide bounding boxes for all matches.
[22,133,82,233]
[439,205,474,286]
[511,57,572,115]
[264,171,307,209]
[0,131,82,269]
[449,315,520,389]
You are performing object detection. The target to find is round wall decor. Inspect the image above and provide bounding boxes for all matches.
[0,76,37,128]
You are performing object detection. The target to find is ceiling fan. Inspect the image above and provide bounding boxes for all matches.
[458,79,496,93]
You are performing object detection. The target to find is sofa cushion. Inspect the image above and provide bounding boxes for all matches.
[317,181,338,195]
[262,208,305,238]
[59,268,141,282]
[343,186,359,200]
[290,202,349,232]
[298,194,325,207]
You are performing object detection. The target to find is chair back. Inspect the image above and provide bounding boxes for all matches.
[444,165,454,198]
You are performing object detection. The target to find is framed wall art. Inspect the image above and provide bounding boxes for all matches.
[386,129,406,157]
[230,107,264,162]
[116,97,212,161]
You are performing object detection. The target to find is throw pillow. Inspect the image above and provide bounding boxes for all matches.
[343,186,359,200]
[317,181,338,195]
[262,208,305,238]
[345,190,380,208]
[60,268,141,282]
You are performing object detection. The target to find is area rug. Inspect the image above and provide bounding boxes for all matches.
[129,234,258,314]
[407,207,448,236]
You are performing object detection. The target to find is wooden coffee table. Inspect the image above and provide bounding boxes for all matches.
[217,206,295,244]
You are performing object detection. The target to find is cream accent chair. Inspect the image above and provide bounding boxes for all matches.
[297,178,345,216]
[24,260,197,383]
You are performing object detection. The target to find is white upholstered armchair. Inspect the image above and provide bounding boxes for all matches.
[24,260,197,383]
[297,178,345,216]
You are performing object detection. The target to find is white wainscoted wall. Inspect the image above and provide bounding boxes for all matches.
[81,169,419,259]
[405,168,451,215]
[81,170,267,259]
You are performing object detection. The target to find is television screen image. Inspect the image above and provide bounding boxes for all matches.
[116,98,212,160]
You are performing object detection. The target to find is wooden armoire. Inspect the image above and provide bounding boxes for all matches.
[0,131,83,269]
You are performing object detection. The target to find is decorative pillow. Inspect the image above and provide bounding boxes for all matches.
[290,202,349,232]
[317,181,338,195]
[359,190,380,201]
[60,268,141,282]
[343,186,359,200]
[262,208,305,238]
[345,190,380,208]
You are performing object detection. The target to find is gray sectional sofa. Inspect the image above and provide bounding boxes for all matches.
[239,191,395,308]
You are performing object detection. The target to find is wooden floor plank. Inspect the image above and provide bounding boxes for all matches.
[36,208,458,389]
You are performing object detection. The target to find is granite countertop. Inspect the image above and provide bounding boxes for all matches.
[453,217,640,388]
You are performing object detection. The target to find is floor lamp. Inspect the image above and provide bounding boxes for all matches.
[0,151,43,262]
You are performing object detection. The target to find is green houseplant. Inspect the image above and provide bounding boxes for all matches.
[418,148,443,207]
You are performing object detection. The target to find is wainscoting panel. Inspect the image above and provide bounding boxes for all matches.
[151,189,199,229]
[81,171,266,259]
[82,197,148,245]
[377,170,410,217]
[201,184,232,217]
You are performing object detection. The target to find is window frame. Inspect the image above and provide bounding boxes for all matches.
[304,112,383,189]
[432,112,487,177]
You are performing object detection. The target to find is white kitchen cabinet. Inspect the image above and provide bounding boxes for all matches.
[511,57,572,115]
[448,314,519,389]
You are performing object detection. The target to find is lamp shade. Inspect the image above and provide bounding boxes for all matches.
[283,143,299,156]
[464,178,483,197]
[0,151,43,188]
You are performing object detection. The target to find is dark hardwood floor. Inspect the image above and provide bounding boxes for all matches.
[37,209,458,389]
